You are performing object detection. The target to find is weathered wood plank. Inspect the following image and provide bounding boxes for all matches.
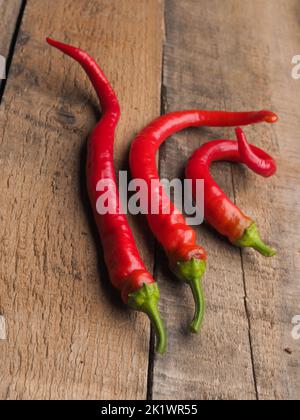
[0,0,23,85]
[0,0,22,52]
[222,0,300,400]
[152,0,257,401]
[0,0,163,400]
[152,0,300,400]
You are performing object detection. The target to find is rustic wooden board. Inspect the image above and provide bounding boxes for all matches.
[0,0,23,53]
[0,0,23,89]
[1,0,299,401]
[0,0,163,400]
[225,0,300,401]
[151,0,300,400]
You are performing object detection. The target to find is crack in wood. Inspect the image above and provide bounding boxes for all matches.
[231,166,259,400]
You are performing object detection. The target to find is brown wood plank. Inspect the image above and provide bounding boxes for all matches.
[152,0,300,400]
[0,0,163,400]
[0,0,23,84]
[0,0,22,52]
[221,0,300,400]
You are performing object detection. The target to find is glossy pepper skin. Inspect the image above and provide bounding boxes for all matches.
[46,38,166,353]
[130,110,277,332]
[186,128,277,256]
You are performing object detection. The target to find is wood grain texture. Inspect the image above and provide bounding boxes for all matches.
[0,0,23,86]
[224,0,300,400]
[151,0,300,400]
[0,0,163,400]
[0,0,22,53]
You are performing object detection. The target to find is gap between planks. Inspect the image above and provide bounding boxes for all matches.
[147,0,167,401]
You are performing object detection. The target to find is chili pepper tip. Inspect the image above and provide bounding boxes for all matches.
[46,37,56,46]
[46,37,71,54]
[259,110,278,124]
[235,127,277,177]
[127,283,167,354]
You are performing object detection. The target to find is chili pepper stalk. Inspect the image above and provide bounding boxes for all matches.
[235,222,276,257]
[173,258,206,333]
[127,283,166,352]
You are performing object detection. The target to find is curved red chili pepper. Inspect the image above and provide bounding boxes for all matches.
[46,38,167,353]
[130,110,277,332]
[186,127,277,256]
[235,127,276,177]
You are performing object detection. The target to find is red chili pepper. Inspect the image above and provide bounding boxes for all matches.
[46,38,167,353]
[186,127,277,255]
[130,110,277,332]
[235,127,276,177]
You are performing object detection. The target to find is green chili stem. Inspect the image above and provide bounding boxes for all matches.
[235,223,276,257]
[127,283,167,354]
[189,277,205,333]
[174,258,206,333]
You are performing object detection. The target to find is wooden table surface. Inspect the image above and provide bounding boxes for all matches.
[0,0,299,400]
